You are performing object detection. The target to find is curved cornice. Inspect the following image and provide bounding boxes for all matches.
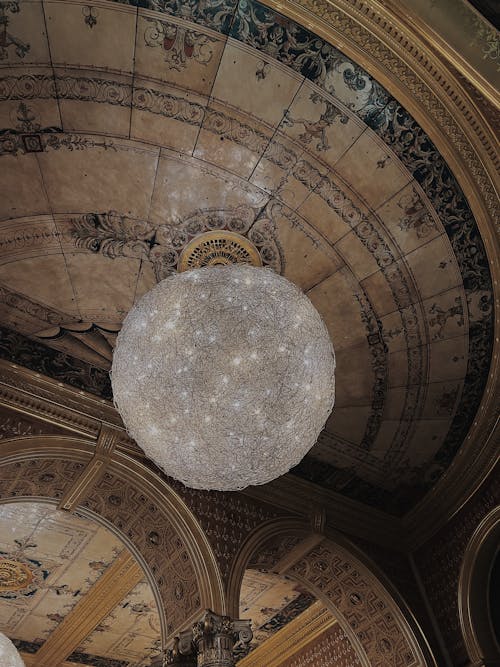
[382,0,500,110]
[259,0,499,548]
[458,505,500,664]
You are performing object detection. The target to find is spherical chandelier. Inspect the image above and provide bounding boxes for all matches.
[0,633,25,667]
[112,264,335,490]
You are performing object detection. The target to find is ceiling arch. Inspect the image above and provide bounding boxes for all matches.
[0,0,497,519]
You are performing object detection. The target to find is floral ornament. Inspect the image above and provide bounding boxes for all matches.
[144,18,218,71]
[0,551,50,600]
[70,206,283,281]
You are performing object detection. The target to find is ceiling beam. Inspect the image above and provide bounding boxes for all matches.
[34,550,143,667]
[237,601,336,667]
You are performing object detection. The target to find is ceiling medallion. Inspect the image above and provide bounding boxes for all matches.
[0,558,34,593]
[112,264,335,491]
[178,230,262,272]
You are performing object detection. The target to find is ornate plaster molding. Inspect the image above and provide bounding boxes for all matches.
[228,517,436,667]
[405,418,500,549]
[0,436,227,645]
[0,360,121,438]
[382,0,500,110]
[243,476,404,548]
[57,424,119,511]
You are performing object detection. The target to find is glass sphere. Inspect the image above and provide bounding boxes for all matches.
[0,633,25,667]
[112,265,335,490]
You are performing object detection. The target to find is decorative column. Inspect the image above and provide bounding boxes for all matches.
[151,633,197,667]
[165,633,197,667]
[192,611,252,667]
[153,611,252,667]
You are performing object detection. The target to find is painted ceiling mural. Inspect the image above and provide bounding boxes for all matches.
[0,502,318,667]
[0,0,494,519]
[0,501,160,667]
[239,570,315,657]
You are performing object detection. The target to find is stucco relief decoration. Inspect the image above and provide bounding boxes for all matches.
[82,5,98,29]
[292,544,418,667]
[144,18,217,70]
[82,470,201,636]
[70,207,283,280]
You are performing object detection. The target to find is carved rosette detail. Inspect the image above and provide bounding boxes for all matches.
[0,558,33,592]
[178,231,262,271]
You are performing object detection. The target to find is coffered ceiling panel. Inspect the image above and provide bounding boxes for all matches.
[0,501,161,667]
[0,0,494,517]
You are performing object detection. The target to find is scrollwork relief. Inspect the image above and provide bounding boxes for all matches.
[70,206,283,280]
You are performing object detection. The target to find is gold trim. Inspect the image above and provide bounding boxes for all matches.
[458,506,500,664]
[382,0,500,109]
[35,550,143,666]
[0,558,33,592]
[178,231,262,271]
[237,601,337,667]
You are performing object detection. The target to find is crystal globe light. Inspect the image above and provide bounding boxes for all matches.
[112,264,335,490]
[0,633,24,667]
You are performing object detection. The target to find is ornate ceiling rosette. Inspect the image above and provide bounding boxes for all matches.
[0,555,43,598]
[0,0,497,522]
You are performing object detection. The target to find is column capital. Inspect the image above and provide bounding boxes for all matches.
[152,610,252,667]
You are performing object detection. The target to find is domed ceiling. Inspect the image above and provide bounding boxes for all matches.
[0,0,494,515]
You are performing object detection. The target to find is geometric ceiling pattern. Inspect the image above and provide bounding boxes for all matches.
[0,0,494,517]
[0,502,320,667]
[0,501,159,667]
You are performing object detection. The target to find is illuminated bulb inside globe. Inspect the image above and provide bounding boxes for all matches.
[0,633,24,667]
[112,264,335,490]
